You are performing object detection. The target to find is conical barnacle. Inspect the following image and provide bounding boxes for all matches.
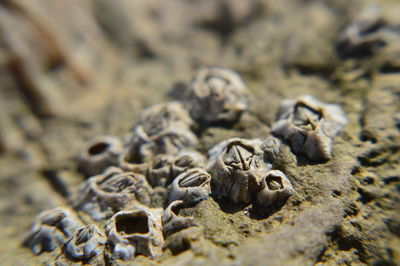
[167,168,211,206]
[337,5,400,58]
[272,95,347,161]
[256,170,294,208]
[162,200,196,238]
[78,135,123,177]
[183,67,251,124]
[23,208,83,255]
[105,205,164,261]
[64,224,106,261]
[207,138,276,204]
[146,150,206,187]
[75,167,153,221]
[126,102,198,161]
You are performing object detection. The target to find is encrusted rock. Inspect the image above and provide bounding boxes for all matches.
[105,205,164,261]
[162,200,197,238]
[23,208,83,255]
[184,67,251,124]
[78,135,123,178]
[272,95,347,161]
[64,224,106,260]
[167,168,211,206]
[207,137,280,203]
[164,226,204,255]
[256,170,294,208]
[126,102,198,161]
[75,167,153,221]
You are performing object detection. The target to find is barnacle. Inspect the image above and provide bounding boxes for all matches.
[183,67,251,124]
[23,208,83,255]
[126,102,198,161]
[146,150,205,187]
[75,167,153,221]
[272,95,347,161]
[255,170,294,208]
[162,200,196,237]
[337,5,400,58]
[78,135,123,177]
[167,168,211,206]
[64,224,106,260]
[207,138,278,203]
[105,205,164,261]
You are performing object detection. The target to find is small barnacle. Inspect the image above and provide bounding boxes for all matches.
[256,170,294,208]
[207,138,275,204]
[272,95,347,161]
[183,67,251,124]
[162,200,196,238]
[164,226,203,255]
[167,168,211,206]
[23,208,83,255]
[126,102,198,161]
[105,205,164,261]
[146,150,206,187]
[75,167,153,221]
[78,135,123,177]
[337,5,400,58]
[64,224,106,261]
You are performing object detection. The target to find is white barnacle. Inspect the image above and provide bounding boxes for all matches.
[256,170,294,207]
[272,95,347,161]
[23,208,83,255]
[78,135,123,177]
[183,67,251,124]
[207,138,276,204]
[75,167,153,221]
[64,224,106,260]
[167,168,211,206]
[162,200,196,238]
[105,205,163,261]
[126,102,198,161]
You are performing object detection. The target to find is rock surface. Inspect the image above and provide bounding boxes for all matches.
[0,0,399,265]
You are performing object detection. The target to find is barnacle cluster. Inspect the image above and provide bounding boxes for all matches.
[24,67,347,263]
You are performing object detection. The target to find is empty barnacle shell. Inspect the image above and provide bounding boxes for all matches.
[167,168,211,205]
[23,208,83,255]
[207,138,275,204]
[78,135,123,178]
[272,95,347,161]
[105,205,164,261]
[64,224,106,261]
[75,167,153,221]
[127,102,198,161]
[162,200,196,238]
[256,170,294,208]
[183,67,251,124]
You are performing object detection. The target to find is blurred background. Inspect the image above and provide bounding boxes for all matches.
[0,0,399,264]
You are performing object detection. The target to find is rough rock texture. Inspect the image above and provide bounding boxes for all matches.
[0,0,399,265]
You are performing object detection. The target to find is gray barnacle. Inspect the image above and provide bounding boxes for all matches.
[126,102,198,161]
[167,168,211,206]
[23,208,83,255]
[75,167,153,221]
[64,224,106,261]
[184,67,251,124]
[105,205,164,261]
[162,200,196,238]
[146,150,206,187]
[337,5,400,58]
[272,95,347,161]
[78,135,123,177]
[207,138,275,204]
[256,170,294,208]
